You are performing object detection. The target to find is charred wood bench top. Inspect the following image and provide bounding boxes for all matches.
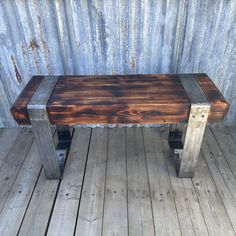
[11,73,228,126]
[10,73,229,179]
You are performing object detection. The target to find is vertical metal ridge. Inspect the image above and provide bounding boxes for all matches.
[0,0,235,127]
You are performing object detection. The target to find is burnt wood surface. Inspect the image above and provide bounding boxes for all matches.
[10,74,229,125]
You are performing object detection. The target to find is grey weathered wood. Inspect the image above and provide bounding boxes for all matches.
[27,76,61,179]
[17,130,59,236]
[18,170,59,236]
[143,127,181,236]
[173,75,210,177]
[211,126,236,179]
[202,128,236,231]
[1,126,236,235]
[0,128,21,168]
[18,127,64,236]
[0,129,34,213]
[192,151,235,235]
[75,128,108,236]
[47,128,91,236]
[126,128,155,236]
[161,128,209,235]
[204,128,236,201]
[0,140,42,236]
[103,128,128,236]
[226,126,236,144]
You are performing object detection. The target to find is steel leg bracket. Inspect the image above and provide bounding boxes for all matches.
[56,126,72,174]
[169,75,211,178]
[27,76,72,179]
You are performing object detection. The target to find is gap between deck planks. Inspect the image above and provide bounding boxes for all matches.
[0,126,236,236]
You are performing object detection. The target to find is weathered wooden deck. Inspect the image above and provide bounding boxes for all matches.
[0,125,236,236]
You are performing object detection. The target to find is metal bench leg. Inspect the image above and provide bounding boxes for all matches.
[169,105,210,177]
[27,76,65,179]
[168,74,210,178]
[168,124,184,171]
[29,110,63,179]
[56,125,72,173]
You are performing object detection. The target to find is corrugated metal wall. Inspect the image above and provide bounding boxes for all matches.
[0,0,235,127]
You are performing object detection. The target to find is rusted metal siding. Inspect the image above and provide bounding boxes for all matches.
[0,0,235,127]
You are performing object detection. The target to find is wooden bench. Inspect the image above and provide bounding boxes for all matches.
[11,74,229,179]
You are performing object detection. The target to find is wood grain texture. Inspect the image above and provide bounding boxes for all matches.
[160,128,209,235]
[10,76,44,125]
[202,128,236,231]
[126,128,155,236]
[18,170,59,236]
[143,128,181,235]
[192,152,235,236]
[10,74,229,125]
[102,128,128,236]
[195,74,229,120]
[1,126,236,234]
[0,140,42,236]
[75,128,108,236]
[47,128,91,236]
[0,129,34,213]
[0,128,21,168]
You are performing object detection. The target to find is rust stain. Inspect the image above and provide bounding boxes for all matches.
[11,55,22,84]
[29,40,40,51]
[130,57,135,72]
[42,41,50,53]
[37,16,41,25]
[21,45,26,55]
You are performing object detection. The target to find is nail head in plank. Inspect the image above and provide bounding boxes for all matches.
[75,128,108,236]
[161,128,209,235]
[47,128,91,236]
[103,128,128,236]
[143,128,181,235]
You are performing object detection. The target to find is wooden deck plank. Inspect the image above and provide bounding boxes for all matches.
[160,128,209,236]
[226,126,236,143]
[102,128,128,236]
[142,127,181,236]
[202,128,236,231]
[18,130,59,236]
[204,128,236,201]
[75,128,108,236]
[126,128,155,236]
[211,126,236,178]
[0,126,236,235]
[47,128,91,236]
[18,170,59,236]
[0,128,21,168]
[0,140,42,236]
[193,151,235,235]
[0,129,34,213]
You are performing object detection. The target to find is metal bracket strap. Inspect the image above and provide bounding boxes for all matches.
[172,74,210,177]
[27,76,70,179]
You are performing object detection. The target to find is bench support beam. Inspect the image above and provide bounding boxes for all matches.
[56,125,72,174]
[27,77,71,179]
[169,75,210,178]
